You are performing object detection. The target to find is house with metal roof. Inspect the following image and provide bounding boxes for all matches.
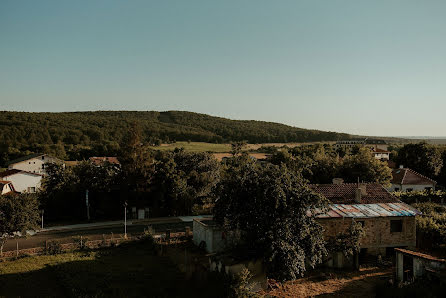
[310,180,420,267]
[389,166,437,192]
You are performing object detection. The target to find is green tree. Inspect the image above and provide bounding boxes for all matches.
[338,147,392,185]
[396,142,443,178]
[119,122,155,191]
[0,193,40,255]
[215,157,328,281]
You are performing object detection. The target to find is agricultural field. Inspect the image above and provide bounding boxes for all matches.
[148,141,327,153]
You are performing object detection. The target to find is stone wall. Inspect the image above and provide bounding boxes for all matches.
[318,216,416,255]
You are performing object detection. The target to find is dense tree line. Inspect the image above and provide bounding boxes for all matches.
[269,144,392,185]
[0,110,357,166]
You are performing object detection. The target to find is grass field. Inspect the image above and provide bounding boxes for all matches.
[0,239,223,298]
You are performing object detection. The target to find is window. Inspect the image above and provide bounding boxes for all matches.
[406,188,413,192]
[390,220,403,233]
[42,164,45,169]
[394,187,400,191]
[42,156,45,160]
[27,187,36,193]
[425,187,432,191]
[356,220,365,228]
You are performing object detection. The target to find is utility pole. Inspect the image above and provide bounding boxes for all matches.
[86,189,90,221]
[124,201,128,239]
[41,209,44,229]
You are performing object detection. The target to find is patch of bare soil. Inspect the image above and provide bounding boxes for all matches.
[264,266,392,298]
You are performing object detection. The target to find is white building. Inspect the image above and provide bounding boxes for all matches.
[0,169,43,193]
[371,148,390,161]
[0,180,15,195]
[389,167,437,192]
[7,153,63,175]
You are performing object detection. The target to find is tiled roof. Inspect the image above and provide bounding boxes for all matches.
[310,183,399,204]
[311,202,421,219]
[6,153,44,166]
[391,168,436,185]
[89,157,120,165]
[0,169,43,177]
[372,148,390,153]
[0,169,22,177]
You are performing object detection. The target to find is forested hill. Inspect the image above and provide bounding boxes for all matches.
[0,110,353,163]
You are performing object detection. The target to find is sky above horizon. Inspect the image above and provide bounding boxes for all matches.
[1,1,446,137]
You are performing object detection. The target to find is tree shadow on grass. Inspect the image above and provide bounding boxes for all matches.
[315,267,392,298]
[0,240,227,298]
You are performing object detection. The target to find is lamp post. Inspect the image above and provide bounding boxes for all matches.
[40,209,44,229]
[124,201,128,239]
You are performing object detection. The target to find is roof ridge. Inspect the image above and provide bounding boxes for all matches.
[406,168,437,184]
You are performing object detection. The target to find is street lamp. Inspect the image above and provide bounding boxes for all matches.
[40,209,44,229]
[124,201,128,239]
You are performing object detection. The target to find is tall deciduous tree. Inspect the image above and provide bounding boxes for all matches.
[338,147,392,186]
[0,193,40,255]
[396,142,443,179]
[215,156,328,281]
[119,122,155,191]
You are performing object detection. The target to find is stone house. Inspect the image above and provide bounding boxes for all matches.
[389,166,437,192]
[310,182,420,266]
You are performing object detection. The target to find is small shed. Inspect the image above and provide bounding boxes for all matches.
[193,218,226,253]
[395,248,446,282]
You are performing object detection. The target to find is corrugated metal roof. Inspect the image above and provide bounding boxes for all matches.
[314,202,421,219]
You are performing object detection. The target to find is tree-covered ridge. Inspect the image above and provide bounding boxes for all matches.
[0,110,353,165]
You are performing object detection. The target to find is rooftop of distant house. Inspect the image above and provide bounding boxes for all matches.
[391,167,437,186]
[310,182,399,204]
[89,157,120,165]
[371,148,390,153]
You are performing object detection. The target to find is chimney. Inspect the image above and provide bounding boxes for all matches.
[332,178,344,185]
[355,184,367,203]
[355,188,362,203]
[399,165,404,169]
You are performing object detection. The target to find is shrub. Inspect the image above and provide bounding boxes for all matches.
[72,236,89,250]
[46,240,62,255]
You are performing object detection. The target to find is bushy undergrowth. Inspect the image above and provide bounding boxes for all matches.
[412,202,446,248]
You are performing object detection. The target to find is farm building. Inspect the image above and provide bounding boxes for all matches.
[311,182,420,267]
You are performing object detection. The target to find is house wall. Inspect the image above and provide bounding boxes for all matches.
[1,183,13,195]
[318,216,416,256]
[373,153,390,160]
[8,155,61,175]
[389,183,435,192]
[2,173,42,193]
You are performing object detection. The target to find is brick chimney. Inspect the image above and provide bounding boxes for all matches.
[332,178,344,185]
[355,183,367,203]
[355,188,362,203]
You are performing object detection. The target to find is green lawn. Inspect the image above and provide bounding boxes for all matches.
[149,141,232,152]
[0,240,224,297]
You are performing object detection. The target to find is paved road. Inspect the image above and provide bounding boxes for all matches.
[3,219,193,252]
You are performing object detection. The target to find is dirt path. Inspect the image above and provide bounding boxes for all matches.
[265,266,392,298]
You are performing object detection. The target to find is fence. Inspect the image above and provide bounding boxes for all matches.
[0,227,192,260]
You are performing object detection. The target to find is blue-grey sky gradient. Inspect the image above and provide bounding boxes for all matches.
[1,0,445,136]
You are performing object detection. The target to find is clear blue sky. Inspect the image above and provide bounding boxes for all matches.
[1,1,445,137]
